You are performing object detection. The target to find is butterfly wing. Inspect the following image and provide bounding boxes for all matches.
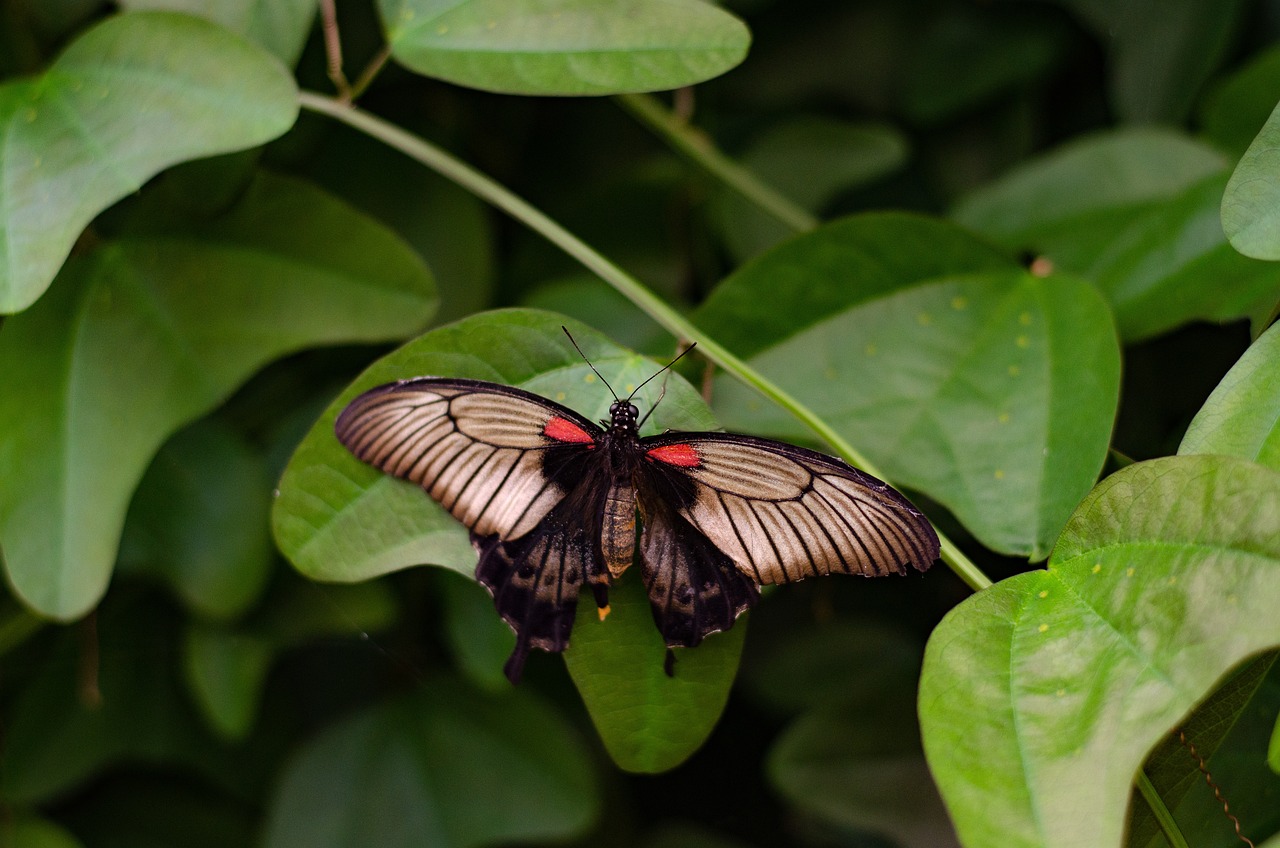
[335,377,611,681]
[637,432,939,595]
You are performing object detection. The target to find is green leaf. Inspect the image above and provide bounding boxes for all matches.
[1223,99,1280,261]
[119,0,317,65]
[262,682,601,848]
[563,569,745,773]
[118,420,274,620]
[712,117,908,261]
[1060,0,1246,123]
[438,570,517,692]
[0,598,213,803]
[919,455,1280,848]
[767,693,958,848]
[272,309,741,770]
[0,171,436,620]
[0,11,298,313]
[699,216,1120,558]
[3,816,85,848]
[740,620,922,716]
[1198,43,1280,157]
[900,4,1067,125]
[183,626,273,740]
[378,0,750,95]
[1180,320,1280,469]
[955,130,1280,340]
[954,129,1226,245]
[1271,706,1280,774]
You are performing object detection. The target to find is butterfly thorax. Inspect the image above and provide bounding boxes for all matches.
[595,400,643,583]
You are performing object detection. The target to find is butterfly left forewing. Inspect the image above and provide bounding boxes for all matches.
[336,378,602,540]
[640,433,939,585]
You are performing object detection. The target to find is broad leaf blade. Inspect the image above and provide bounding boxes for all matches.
[1180,320,1280,468]
[262,682,600,848]
[919,455,1280,848]
[0,11,298,313]
[1223,99,1280,261]
[119,0,317,65]
[0,171,436,619]
[378,0,750,95]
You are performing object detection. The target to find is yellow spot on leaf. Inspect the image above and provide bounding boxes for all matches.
[823,367,837,380]
[1016,335,1030,348]
[865,343,878,356]
[25,108,37,122]
[1008,365,1021,377]
[584,373,596,383]
[1038,623,1049,633]
[1019,312,1033,326]
[1092,563,1101,574]
[1056,688,1065,697]
[1168,576,1177,585]
[1038,590,1048,599]
[951,296,968,310]
[998,412,1011,424]
[487,20,497,28]
[916,312,932,326]
[994,469,1005,480]
[555,392,566,401]
[436,24,449,34]
[1127,567,1135,577]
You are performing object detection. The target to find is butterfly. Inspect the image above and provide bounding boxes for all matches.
[335,340,939,683]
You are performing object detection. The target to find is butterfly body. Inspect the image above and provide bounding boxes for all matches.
[336,375,939,683]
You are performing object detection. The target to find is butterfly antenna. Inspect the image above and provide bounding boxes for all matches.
[636,378,667,429]
[563,326,618,401]
[627,341,697,402]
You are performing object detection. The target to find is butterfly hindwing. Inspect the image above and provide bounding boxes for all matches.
[639,432,940,586]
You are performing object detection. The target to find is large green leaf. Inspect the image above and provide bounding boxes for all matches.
[0,11,297,313]
[1180,320,1280,468]
[1059,0,1246,124]
[120,0,317,65]
[118,420,274,621]
[4,816,85,848]
[273,310,743,769]
[711,117,908,262]
[1223,99,1280,261]
[378,0,750,95]
[262,682,600,848]
[0,171,436,620]
[183,580,398,740]
[955,129,1280,339]
[919,455,1280,848]
[699,215,1120,558]
[1198,43,1280,157]
[563,569,745,773]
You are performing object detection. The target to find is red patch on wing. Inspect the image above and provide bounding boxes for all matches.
[647,443,701,467]
[543,416,594,444]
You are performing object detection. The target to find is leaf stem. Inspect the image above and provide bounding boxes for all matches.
[296,91,992,592]
[614,93,819,232]
[1137,770,1191,848]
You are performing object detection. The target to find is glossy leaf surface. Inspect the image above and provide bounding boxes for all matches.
[379,0,750,95]
[0,12,297,313]
[919,455,1280,848]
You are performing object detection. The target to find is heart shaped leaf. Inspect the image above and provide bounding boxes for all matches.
[0,171,436,619]
[919,454,1280,848]
[0,11,298,313]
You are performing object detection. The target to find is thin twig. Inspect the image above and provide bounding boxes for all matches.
[318,0,352,101]
[1178,729,1254,848]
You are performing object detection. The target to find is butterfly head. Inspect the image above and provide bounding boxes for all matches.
[608,400,640,434]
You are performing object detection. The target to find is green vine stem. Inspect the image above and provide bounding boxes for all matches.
[615,93,819,232]
[1137,770,1192,848]
[297,90,992,592]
